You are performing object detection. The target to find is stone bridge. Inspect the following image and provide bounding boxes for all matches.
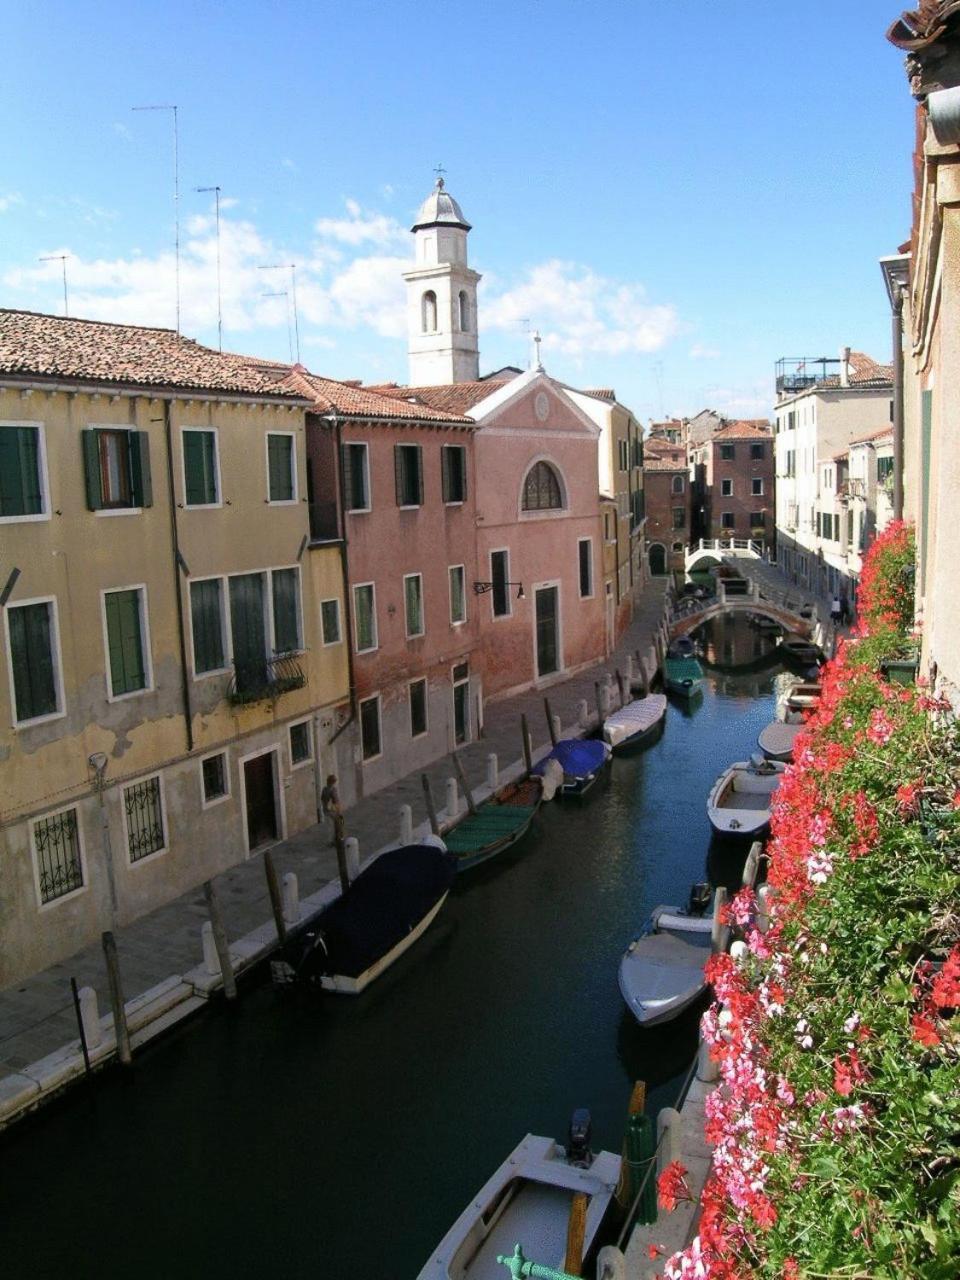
[685,537,766,573]
[669,579,818,639]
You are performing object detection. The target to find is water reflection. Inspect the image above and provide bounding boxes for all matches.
[693,613,782,671]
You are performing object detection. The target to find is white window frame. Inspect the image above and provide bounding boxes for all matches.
[199,749,231,810]
[448,564,466,625]
[531,580,564,682]
[31,802,87,910]
[353,581,378,654]
[100,584,154,702]
[320,597,342,647]
[343,440,371,514]
[752,478,764,497]
[237,744,286,856]
[442,444,466,506]
[0,420,51,524]
[3,593,66,728]
[180,426,222,510]
[268,563,304,655]
[187,574,230,679]
[404,572,425,639]
[721,478,733,497]
[396,444,423,510]
[577,537,594,600]
[265,431,299,506]
[721,512,735,530]
[408,677,429,739]
[121,771,169,867]
[86,425,143,518]
[288,718,314,771]
[359,692,383,763]
[490,547,512,620]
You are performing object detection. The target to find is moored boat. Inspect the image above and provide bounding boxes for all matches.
[602,694,667,754]
[707,757,787,837]
[758,720,802,762]
[785,681,822,715]
[663,656,705,699]
[532,738,611,799]
[619,885,715,1026]
[667,635,698,659]
[779,632,825,668]
[271,841,455,993]
[416,1115,621,1280]
[444,781,543,872]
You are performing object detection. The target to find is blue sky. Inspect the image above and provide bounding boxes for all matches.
[2,0,914,422]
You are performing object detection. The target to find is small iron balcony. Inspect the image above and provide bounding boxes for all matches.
[228,654,307,706]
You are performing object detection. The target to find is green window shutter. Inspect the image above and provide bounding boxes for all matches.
[921,390,932,592]
[415,446,423,505]
[130,432,153,508]
[457,447,466,501]
[394,445,404,506]
[0,427,42,517]
[340,443,354,509]
[272,569,300,652]
[441,447,451,503]
[354,585,374,650]
[82,431,103,510]
[184,431,216,505]
[268,436,294,501]
[190,579,224,673]
[9,602,57,720]
[105,590,146,695]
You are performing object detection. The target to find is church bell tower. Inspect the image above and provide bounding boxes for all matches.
[402,176,481,385]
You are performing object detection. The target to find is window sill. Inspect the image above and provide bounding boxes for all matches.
[129,846,168,870]
[13,708,67,731]
[95,507,144,518]
[267,499,299,507]
[182,502,222,512]
[37,883,88,912]
[106,686,152,704]
[1,511,50,524]
[200,793,231,811]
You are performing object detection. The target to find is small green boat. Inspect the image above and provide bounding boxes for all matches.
[443,778,541,872]
[664,656,705,699]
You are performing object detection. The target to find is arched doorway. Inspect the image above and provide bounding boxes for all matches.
[648,543,667,576]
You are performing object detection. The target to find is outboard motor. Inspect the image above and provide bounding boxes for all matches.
[688,881,712,916]
[567,1108,593,1167]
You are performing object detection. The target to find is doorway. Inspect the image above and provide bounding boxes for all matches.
[648,543,667,576]
[243,750,279,851]
[452,662,470,745]
[535,585,559,679]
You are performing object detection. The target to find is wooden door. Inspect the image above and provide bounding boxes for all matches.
[244,752,278,851]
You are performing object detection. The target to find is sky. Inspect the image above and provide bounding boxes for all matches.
[1,0,915,423]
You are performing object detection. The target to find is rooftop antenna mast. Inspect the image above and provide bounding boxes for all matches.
[515,317,532,369]
[39,254,70,316]
[262,290,293,362]
[259,263,300,363]
[132,103,180,334]
[195,185,223,351]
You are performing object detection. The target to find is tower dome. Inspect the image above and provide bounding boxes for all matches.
[411,177,472,232]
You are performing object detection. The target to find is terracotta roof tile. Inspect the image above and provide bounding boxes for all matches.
[289,370,472,424]
[887,1,960,50]
[644,456,688,472]
[850,426,895,446]
[712,421,773,440]
[372,381,508,415]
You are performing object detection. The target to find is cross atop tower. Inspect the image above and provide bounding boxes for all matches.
[434,163,446,187]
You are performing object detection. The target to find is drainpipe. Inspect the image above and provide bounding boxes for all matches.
[327,410,357,744]
[891,286,905,522]
[162,399,195,752]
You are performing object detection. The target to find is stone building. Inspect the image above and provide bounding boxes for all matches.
[642,435,690,575]
[688,421,775,551]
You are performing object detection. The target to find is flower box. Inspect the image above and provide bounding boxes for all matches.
[880,655,919,685]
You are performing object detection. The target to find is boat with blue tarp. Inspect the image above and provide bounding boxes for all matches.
[532,737,611,799]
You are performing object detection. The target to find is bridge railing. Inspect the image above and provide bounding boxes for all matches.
[688,538,765,562]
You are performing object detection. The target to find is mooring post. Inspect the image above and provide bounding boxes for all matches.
[333,814,351,893]
[263,849,288,945]
[711,886,730,954]
[615,669,625,706]
[344,836,360,880]
[399,803,414,845]
[101,931,131,1066]
[203,879,236,999]
[281,871,300,925]
[520,714,533,776]
[544,697,558,747]
[77,983,102,1050]
[742,840,762,888]
[656,1107,682,1173]
[757,883,774,933]
[70,979,94,1083]
[594,681,604,724]
[595,1247,627,1280]
[577,698,589,729]
[421,774,440,836]
[453,752,478,815]
[486,753,499,791]
[697,1014,720,1083]
[445,777,460,823]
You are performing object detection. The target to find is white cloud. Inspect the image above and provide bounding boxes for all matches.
[112,122,132,141]
[326,254,408,337]
[0,192,23,213]
[484,259,680,359]
[689,343,720,359]
[314,199,406,248]
[702,380,773,419]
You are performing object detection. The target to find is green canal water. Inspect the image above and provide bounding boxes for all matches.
[0,618,792,1280]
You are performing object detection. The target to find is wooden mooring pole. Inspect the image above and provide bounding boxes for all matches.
[520,714,533,776]
[421,774,441,836]
[203,879,237,1000]
[101,931,131,1066]
[543,697,558,747]
[452,752,478,815]
[332,813,351,894]
[263,849,289,944]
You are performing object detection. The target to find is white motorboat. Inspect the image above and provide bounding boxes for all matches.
[619,892,715,1026]
[707,757,787,837]
[602,694,667,754]
[757,720,802,762]
[416,1117,620,1280]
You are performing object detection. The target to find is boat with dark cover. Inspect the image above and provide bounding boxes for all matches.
[532,738,611,799]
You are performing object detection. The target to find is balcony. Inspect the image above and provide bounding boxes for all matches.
[228,654,307,707]
[839,478,866,502]
[775,356,841,396]
[309,499,340,543]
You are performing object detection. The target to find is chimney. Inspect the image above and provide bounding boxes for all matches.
[840,346,851,388]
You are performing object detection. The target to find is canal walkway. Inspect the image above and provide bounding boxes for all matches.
[0,579,671,1117]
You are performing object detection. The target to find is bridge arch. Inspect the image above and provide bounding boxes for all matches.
[670,598,815,639]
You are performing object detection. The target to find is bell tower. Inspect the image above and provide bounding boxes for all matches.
[402,176,481,384]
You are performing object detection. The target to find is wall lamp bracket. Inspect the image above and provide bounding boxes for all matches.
[474,580,525,599]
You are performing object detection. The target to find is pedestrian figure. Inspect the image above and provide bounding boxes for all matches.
[320,774,340,844]
[839,592,850,626]
[830,595,842,625]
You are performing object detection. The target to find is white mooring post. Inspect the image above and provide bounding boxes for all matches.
[730,939,748,965]
[551,713,562,741]
[78,985,102,1049]
[399,804,414,845]
[486,753,499,791]
[624,654,634,683]
[445,777,459,822]
[595,1246,626,1280]
[202,921,219,976]
[697,1014,719,1083]
[757,883,774,933]
[577,698,589,728]
[281,871,299,925]
[656,1107,683,1173]
[344,836,360,880]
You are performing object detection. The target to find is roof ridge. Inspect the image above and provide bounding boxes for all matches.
[0,306,178,336]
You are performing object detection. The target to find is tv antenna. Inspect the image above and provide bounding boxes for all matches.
[195,186,223,351]
[262,290,293,363]
[39,254,70,316]
[259,263,300,363]
[132,103,180,334]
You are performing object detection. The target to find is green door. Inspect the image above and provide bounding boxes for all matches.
[230,573,267,695]
[535,586,559,678]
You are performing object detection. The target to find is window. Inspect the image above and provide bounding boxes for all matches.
[32,806,84,905]
[409,678,427,737]
[190,578,226,675]
[442,445,467,503]
[289,720,313,767]
[181,429,219,507]
[201,752,229,806]
[341,442,370,512]
[272,568,302,653]
[320,598,341,646]
[671,475,684,494]
[522,461,562,511]
[422,291,437,333]
[83,428,152,510]
[618,440,628,471]
[404,573,424,638]
[229,573,268,690]
[123,775,166,863]
[395,444,423,507]
[360,694,381,760]
[491,549,510,617]
[458,291,469,332]
[877,456,894,484]
[0,422,46,520]
[354,583,377,652]
[577,538,593,598]
[267,433,296,503]
[103,587,150,698]
[721,512,735,530]
[672,541,684,553]
[751,478,763,496]
[749,512,765,529]
[721,478,733,497]
[452,662,470,745]
[750,443,765,460]
[833,513,841,542]
[449,565,466,624]
[5,598,62,724]
[672,507,686,529]
[720,444,735,461]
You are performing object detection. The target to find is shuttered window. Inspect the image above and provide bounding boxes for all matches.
[341,442,369,511]
[360,695,381,760]
[409,679,427,737]
[441,445,466,503]
[395,444,423,507]
[104,588,148,696]
[449,565,466,624]
[267,434,295,502]
[190,578,226,674]
[82,430,152,510]
[182,430,219,506]
[271,569,301,653]
[353,583,377,652]
[0,425,44,518]
[7,600,59,722]
[578,539,593,598]
[404,573,424,638]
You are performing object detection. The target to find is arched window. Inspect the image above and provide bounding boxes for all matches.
[522,461,563,511]
[458,290,469,332]
[422,290,437,333]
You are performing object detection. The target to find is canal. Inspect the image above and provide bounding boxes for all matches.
[0,617,790,1280]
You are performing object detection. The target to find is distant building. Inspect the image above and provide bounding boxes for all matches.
[648,417,686,445]
[689,421,774,551]
[685,409,725,447]
[642,436,690,575]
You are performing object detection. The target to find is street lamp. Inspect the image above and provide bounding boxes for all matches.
[474,581,525,599]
